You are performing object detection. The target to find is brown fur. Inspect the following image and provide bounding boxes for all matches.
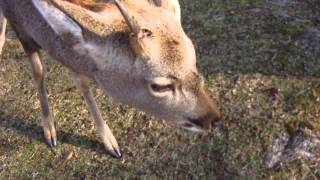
[52,0,126,37]
[64,0,108,12]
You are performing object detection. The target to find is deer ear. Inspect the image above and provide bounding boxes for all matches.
[34,0,124,39]
[51,0,115,37]
[151,0,181,21]
[32,0,83,41]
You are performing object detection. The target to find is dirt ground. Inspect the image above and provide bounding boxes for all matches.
[0,0,319,179]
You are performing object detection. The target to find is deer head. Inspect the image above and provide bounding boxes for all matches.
[34,0,221,132]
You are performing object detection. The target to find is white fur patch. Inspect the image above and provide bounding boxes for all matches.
[73,42,133,72]
[183,126,204,133]
[32,0,82,37]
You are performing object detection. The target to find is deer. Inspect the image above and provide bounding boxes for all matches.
[0,0,221,158]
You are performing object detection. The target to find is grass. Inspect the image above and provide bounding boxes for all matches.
[1,0,320,179]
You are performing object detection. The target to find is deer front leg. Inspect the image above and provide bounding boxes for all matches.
[71,73,121,158]
[29,52,57,147]
[0,12,7,55]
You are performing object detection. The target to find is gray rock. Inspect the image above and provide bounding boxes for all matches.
[264,128,320,169]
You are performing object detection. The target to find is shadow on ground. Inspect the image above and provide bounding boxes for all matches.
[0,110,107,155]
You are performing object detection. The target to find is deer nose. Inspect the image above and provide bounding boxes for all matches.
[212,118,222,128]
[188,113,221,130]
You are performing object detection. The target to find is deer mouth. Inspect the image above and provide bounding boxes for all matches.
[185,112,221,131]
[180,117,206,133]
[181,122,205,133]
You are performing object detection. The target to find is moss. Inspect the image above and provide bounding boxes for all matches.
[280,22,306,36]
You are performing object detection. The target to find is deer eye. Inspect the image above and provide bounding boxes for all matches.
[150,84,175,93]
[148,77,176,97]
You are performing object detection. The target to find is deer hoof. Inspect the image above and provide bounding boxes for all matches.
[109,148,122,159]
[43,123,57,148]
